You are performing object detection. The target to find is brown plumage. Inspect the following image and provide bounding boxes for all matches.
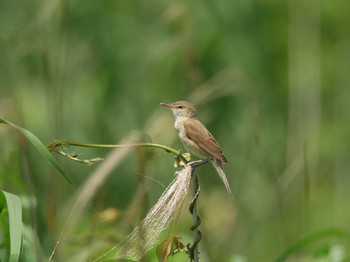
[161,101,233,198]
[183,120,227,163]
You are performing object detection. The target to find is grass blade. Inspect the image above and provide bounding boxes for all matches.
[0,118,77,191]
[0,190,22,262]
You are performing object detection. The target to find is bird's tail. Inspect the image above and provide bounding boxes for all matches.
[212,159,233,199]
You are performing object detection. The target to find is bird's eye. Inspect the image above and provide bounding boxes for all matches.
[177,106,183,109]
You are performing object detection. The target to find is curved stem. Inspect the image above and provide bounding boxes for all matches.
[47,140,189,164]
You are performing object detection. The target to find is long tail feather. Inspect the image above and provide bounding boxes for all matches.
[212,159,233,198]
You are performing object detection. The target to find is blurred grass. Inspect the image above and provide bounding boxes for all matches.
[1,0,350,261]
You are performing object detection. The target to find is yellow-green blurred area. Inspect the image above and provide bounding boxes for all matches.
[1,0,350,261]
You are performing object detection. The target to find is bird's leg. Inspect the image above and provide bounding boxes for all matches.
[187,158,211,169]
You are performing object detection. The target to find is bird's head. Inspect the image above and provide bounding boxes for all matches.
[160,101,197,118]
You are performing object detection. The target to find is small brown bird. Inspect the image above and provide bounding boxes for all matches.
[161,101,233,198]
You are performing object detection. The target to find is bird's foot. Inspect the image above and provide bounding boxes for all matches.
[187,158,211,169]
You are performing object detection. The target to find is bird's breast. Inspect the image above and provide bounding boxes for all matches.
[174,118,186,139]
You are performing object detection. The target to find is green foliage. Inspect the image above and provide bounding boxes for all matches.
[275,228,349,261]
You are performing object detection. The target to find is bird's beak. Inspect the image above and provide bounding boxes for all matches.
[160,102,173,108]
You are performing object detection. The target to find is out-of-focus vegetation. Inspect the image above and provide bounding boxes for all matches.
[1,0,350,261]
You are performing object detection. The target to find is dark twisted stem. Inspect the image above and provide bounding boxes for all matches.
[187,158,211,262]
[189,173,201,262]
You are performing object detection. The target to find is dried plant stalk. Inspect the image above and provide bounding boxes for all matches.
[93,166,193,261]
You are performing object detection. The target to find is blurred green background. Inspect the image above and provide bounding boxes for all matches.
[1,0,350,261]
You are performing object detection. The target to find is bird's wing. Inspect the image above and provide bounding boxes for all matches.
[183,119,227,163]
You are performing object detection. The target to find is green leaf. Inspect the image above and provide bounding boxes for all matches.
[0,118,77,191]
[0,190,23,262]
